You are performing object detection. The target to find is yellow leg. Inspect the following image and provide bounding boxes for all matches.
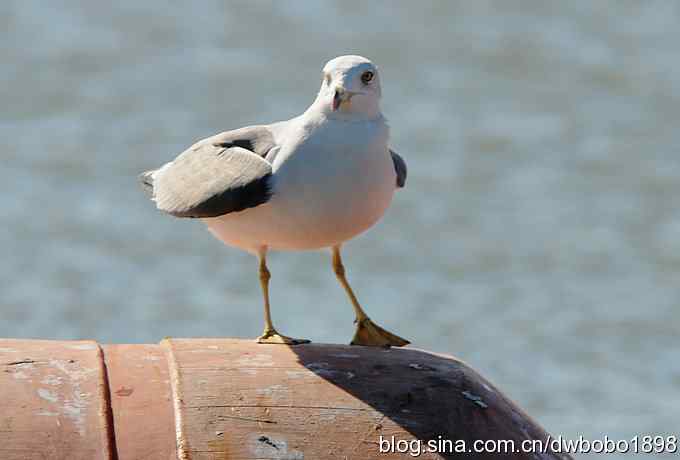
[332,246,410,348]
[256,249,310,345]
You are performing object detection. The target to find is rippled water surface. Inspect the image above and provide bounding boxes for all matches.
[2,2,679,455]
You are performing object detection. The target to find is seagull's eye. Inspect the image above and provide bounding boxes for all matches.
[361,71,374,84]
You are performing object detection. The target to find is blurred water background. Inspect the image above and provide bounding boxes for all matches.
[2,1,679,456]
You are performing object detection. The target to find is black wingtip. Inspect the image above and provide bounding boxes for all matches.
[170,173,273,218]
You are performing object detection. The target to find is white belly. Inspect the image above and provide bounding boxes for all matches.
[203,120,395,252]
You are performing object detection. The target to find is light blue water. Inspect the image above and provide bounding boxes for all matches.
[2,2,679,456]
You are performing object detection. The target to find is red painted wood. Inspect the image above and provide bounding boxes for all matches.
[0,339,115,460]
[103,344,177,460]
[0,338,571,460]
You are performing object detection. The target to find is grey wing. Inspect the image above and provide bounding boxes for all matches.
[390,149,407,188]
[140,126,278,218]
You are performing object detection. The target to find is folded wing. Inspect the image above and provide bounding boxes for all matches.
[140,126,277,218]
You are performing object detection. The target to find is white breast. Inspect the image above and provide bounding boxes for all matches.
[204,115,396,252]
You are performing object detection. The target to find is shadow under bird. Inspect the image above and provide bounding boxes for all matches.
[140,55,409,347]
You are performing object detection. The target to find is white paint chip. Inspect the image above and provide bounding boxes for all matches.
[142,354,161,361]
[256,384,289,397]
[285,370,309,379]
[237,354,274,367]
[67,343,96,351]
[12,371,29,380]
[37,388,59,403]
[41,375,62,386]
[330,353,360,359]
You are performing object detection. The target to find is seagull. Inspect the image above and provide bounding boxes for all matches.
[140,55,409,347]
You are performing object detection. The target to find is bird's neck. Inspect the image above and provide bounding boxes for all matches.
[304,101,383,123]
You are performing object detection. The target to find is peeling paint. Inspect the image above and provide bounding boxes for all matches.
[258,435,279,450]
[48,359,97,436]
[317,410,339,422]
[237,354,274,367]
[305,362,332,377]
[304,362,354,380]
[37,388,59,403]
[305,362,330,370]
[308,368,338,378]
[285,370,309,379]
[41,375,62,386]
[461,390,488,409]
[62,388,92,436]
[408,363,436,371]
[49,359,97,381]
[67,344,96,351]
[256,384,289,397]
[142,354,161,362]
[188,348,217,353]
[251,434,304,459]
[11,371,30,380]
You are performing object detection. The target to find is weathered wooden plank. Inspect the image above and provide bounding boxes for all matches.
[103,344,176,460]
[0,338,571,459]
[163,339,569,460]
[0,339,115,460]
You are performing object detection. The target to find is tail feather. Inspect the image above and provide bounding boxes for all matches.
[139,170,156,198]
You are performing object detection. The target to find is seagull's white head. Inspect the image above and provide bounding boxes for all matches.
[314,55,382,120]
